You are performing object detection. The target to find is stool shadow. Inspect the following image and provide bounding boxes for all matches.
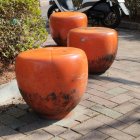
[0,103,58,137]
[77,106,140,140]
[88,75,140,86]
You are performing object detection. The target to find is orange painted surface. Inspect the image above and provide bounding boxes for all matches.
[50,12,87,46]
[15,47,88,119]
[68,27,118,74]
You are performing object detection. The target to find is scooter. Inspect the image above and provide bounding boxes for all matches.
[47,0,129,28]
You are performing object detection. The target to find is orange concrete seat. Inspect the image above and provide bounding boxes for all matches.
[50,12,87,46]
[68,27,118,74]
[15,47,88,119]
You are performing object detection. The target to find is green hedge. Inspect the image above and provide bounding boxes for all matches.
[126,0,140,20]
[72,0,83,8]
[0,0,48,63]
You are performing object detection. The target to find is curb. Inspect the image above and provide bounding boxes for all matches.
[0,80,22,105]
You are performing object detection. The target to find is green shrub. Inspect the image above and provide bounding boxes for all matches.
[126,0,140,20]
[72,0,83,8]
[0,0,48,63]
[126,0,136,17]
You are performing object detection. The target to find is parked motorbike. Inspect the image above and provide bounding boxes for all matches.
[47,0,129,28]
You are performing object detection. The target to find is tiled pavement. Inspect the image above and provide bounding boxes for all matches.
[0,29,140,140]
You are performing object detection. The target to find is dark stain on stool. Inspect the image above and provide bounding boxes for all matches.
[19,88,79,114]
[89,53,116,64]
[103,54,116,62]
[46,92,57,101]
[89,53,117,74]
[63,94,70,100]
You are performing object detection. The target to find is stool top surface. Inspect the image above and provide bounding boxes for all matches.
[17,47,84,60]
[70,27,117,34]
[51,12,86,18]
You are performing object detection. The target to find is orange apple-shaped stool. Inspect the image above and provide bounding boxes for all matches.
[50,12,87,46]
[15,47,88,119]
[68,27,118,74]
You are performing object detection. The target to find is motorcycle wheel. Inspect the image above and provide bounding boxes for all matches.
[47,4,60,19]
[101,6,121,28]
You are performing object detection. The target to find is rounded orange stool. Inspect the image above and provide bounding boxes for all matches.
[15,47,88,119]
[68,27,118,74]
[50,12,87,46]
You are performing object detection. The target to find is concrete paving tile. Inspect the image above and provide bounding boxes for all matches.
[129,98,140,105]
[135,107,140,113]
[106,137,117,140]
[86,88,114,99]
[111,61,131,72]
[102,82,121,90]
[72,118,104,135]
[120,85,140,94]
[123,122,140,137]
[75,114,90,123]
[86,82,94,88]
[105,87,128,96]
[0,124,18,137]
[104,67,131,81]
[55,118,80,128]
[131,84,140,89]
[97,125,135,140]
[79,100,96,108]
[18,112,39,124]
[43,125,67,136]
[126,91,140,99]
[21,129,53,140]
[114,102,138,114]
[94,114,128,130]
[50,137,64,140]
[88,79,106,86]
[0,124,26,140]
[84,108,99,117]
[18,119,55,135]
[17,104,29,110]
[91,104,123,119]
[59,130,82,140]
[5,106,26,118]
[110,94,133,104]
[88,96,118,108]
[117,111,140,125]
[135,136,140,140]
[78,130,109,140]
[73,105,87,114]
[2,133,26,140]
[0,113,26,129]
[82,93,93,100]
[88,84,107,92]
[55,110,81,128]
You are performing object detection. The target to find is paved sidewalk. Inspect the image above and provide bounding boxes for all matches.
[0,29,140,140]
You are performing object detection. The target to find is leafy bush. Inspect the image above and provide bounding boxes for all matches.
[126,0,137,18]
[0,0,48,63]
[126,0,140,20]
[72,0,83,8]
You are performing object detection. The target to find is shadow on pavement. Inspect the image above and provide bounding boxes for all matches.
[77,106,140,140]
[115,58,140,64]
[0,103,58,137]
[89,75,140,86]
[117,29,140,42]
